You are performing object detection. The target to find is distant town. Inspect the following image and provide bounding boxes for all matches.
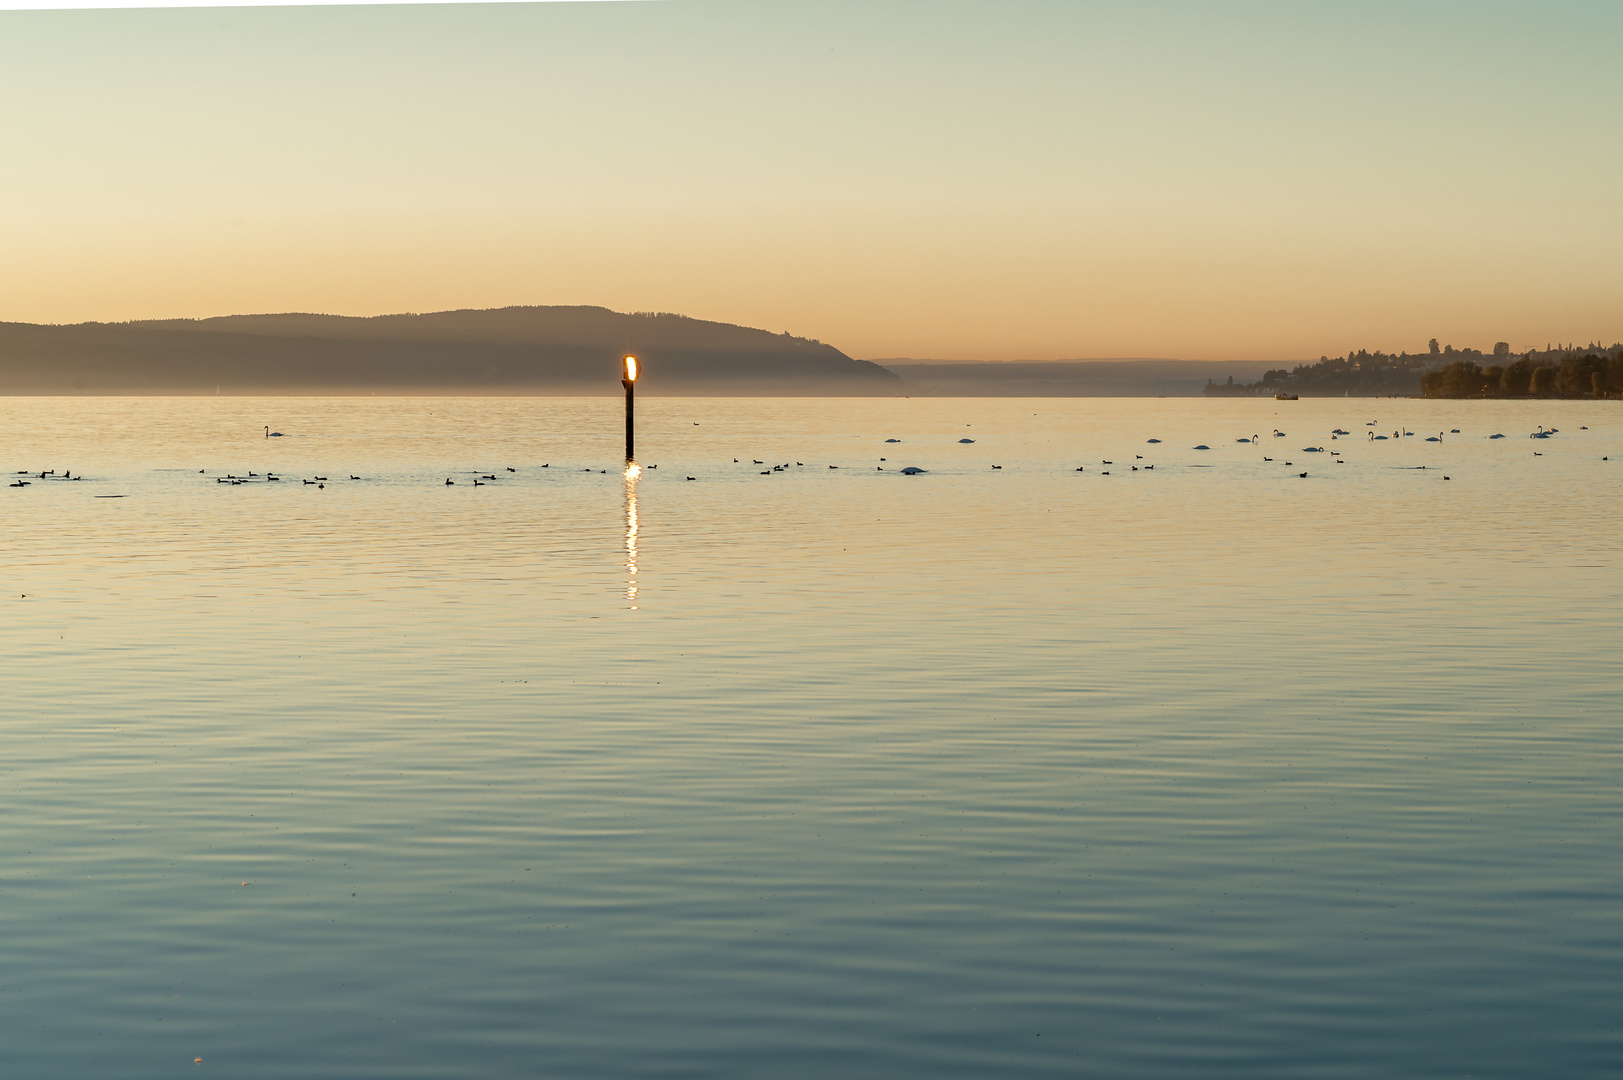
[1204,340,1623,399]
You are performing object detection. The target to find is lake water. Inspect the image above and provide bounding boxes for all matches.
[1,395,1619,1078]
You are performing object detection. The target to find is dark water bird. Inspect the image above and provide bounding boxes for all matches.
[1489,433,1507,439]
[829,465,839,469]
[349,475,359,480]
[753,459,763,464]
[1366,420,1377,426]
[1425,432,1442,442]
[877,466,883,471]
[1273,429,1285,437]
[1102,471,1109,475]
[315,476,327,481]
[10,480,28,487]
[541,464,549,468]
[473,480,484,486]
[268,475,280,481]
[901,467,926,475]
[1237,438,1251,443]
[303,479,316,485]
[1193,445,1210,450]
[482,474,496,480]
[1331,429,1350,435]
[1263,457,1272,462]
[318,483,324,489]
[1131,466,1138,471]
[199,469,205,474]
[992,465,1002,469]
[1146,438,1162,444]
[796,462,804,466]
[1136,455,1143,459]
[446,478,455,485]
[649,464,657,469]
[1444,476,1451,480]
[1075,466,1084,471]
[959,438,975,443]
[734,458,739,463]
[885,439,900,443]
[879,458,886,462]
[1303,447,1323,452]
[686,476,696,480]
[249,472,258,477]
[265,426,283,437]
[507,467,516,472]
[1144,464,1153,469]
[1103,460,1113,464]
[1534,452,1542,456]
[1299,472,1308,478]
[1451,428,1461,433]
[761,470,771,475]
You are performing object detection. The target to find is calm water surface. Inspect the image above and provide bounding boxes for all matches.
[1,396,1620,1078]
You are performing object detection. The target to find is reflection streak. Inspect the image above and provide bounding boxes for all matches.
[624,463,640,609]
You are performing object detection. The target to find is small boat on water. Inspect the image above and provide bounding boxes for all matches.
[1275,393,1298,401]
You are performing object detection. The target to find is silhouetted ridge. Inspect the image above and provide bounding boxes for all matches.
[0,306,899,394]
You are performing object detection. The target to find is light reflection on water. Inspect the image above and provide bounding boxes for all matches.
[0,395,1619,1078]
[625,462,639,610]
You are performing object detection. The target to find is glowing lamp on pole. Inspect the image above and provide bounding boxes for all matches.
[621,355,638,462]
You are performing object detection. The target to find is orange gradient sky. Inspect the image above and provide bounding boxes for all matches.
[1,0,1619,362]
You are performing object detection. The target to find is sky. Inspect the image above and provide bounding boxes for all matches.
[0,0,1619,362]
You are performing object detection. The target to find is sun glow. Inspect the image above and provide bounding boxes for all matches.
[623,355,638,383]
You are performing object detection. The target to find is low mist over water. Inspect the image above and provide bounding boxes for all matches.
[2,395,1620,1078]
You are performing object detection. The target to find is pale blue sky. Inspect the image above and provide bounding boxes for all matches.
[1,0,1617,359]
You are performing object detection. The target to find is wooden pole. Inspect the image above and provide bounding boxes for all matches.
[622,378,635,461]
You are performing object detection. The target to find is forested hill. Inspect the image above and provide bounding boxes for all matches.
[1203,350,1429,397]
[0,306,901,394]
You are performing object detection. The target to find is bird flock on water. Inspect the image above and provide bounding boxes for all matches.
[7,420,1609,493]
